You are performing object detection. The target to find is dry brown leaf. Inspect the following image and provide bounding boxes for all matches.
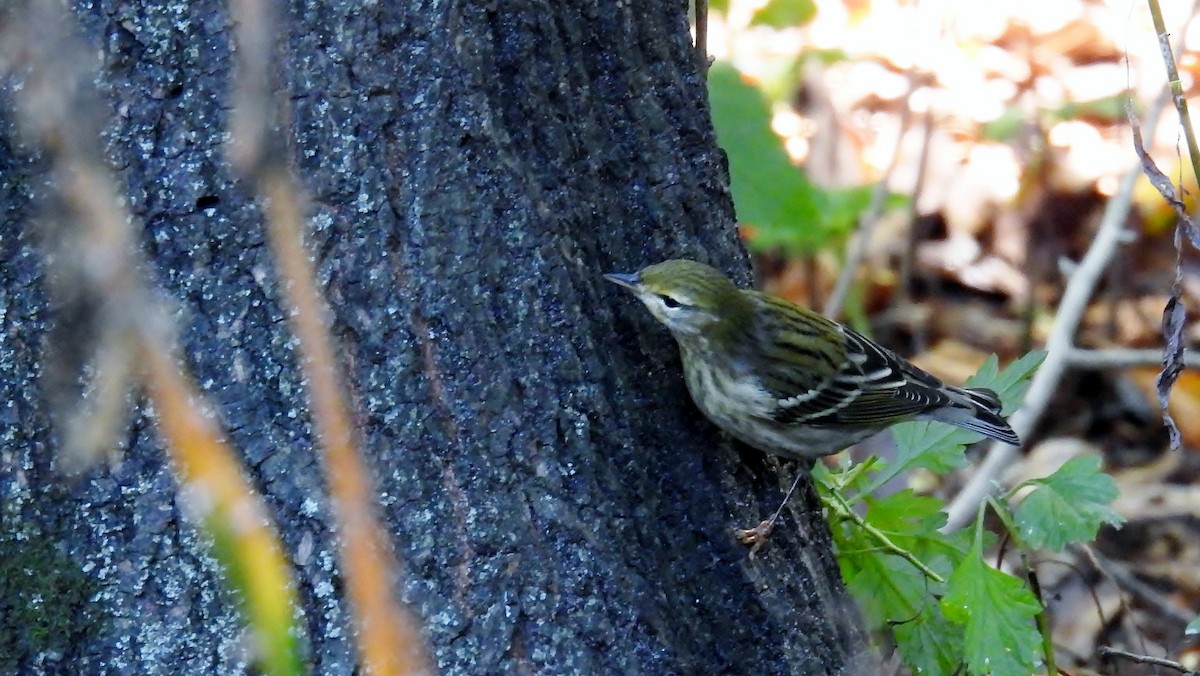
[1110,483,1200,524]
[1128,368,1200,450]
[1080,296,1175,347]
[907,338,993,385]
[761,253,839,308]
[1050,578,1122,664]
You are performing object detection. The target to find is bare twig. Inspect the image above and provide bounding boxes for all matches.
[1146,0,1200,186]
[944,94,1169,531]
[823,167,893,318]
[694,0,708,77]
[897,107,935,312]
[1099,646,1196,674]
[139,344,304,674]
[1135,0,1200,451]
[1073,543,1196,626]
[824,73,923,318]
[1067,347,1200,369]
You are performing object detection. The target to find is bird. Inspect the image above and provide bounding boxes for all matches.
[604,259,1019,461]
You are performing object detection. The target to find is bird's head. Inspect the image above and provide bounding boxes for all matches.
[604,259,742,338]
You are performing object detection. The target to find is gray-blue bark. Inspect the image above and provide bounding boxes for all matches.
[0,0,868,672]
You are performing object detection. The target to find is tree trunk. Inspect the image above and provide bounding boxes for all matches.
[0,0,868,672]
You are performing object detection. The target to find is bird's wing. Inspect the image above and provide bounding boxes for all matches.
[815,328,955,425]
[736,295,952,426]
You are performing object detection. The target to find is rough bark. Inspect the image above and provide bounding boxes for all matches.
[0,0,868,672]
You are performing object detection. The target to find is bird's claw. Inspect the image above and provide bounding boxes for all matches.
[735,518,777,556]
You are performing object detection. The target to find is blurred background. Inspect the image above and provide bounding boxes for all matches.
[702,0,1200,670]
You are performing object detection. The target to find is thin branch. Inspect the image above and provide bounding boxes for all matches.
[1146,0,1200,187]
[1140,0,1200,452]
[944,94,1169,532]
[897,107,935,312]
[823,481,946,585]
[1067,347,1200,369]
[824,73,923,318]
[1021,552,1058,676]
[1098,646,1196,674]
[1073,543,1196,626]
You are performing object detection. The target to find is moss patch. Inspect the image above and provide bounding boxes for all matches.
[0,530,107,669]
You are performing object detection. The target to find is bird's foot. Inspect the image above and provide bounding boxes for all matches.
[735,465,808,556]
[734,516,779,557]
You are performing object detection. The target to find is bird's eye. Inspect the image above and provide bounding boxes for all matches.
[660,295,682,309]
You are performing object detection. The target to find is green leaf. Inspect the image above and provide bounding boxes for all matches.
[866,352,1045,493]
[1187,614,1200,635]
[890,421,976,474]
[965,351,1045,415]
[1013,455,1124,551]
[822,352,1047,676]
[825,184,899,237]
[707,62,845,253]
[894,606,963,676]
[843,549,931,629]
[750,0,817,28]
[1052,95,1128,124]
[942,546,1042,676]
[863,490,971,577]
[980,106,1029,142]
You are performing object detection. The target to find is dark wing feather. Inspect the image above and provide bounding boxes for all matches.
[730,294,954,426]
[814,329,955,425]
[722,292,1018,443]
[724,294,844,410]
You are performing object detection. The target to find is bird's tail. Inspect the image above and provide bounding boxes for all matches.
[933,386,1021,446]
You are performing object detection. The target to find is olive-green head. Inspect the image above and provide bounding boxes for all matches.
[604,259,742,337]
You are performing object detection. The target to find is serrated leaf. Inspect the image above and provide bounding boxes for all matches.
[865,352,1044,493]
[1014,454,1124,551]
[942,548,1042,676]
[965,351,1045,415]
[863,490,968,578]
[894,606,963,676]
[843,550,930,630]
[824,352,1046,676]
[835,495,968,674]
[890,421,976,473]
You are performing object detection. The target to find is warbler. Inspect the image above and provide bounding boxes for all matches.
[605,259,1019,459]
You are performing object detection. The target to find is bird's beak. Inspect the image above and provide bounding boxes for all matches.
[603,272,640,291]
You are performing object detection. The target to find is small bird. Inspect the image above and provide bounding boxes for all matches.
[605,259,1019,460]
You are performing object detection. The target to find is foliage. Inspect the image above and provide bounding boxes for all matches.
[707,62,873,254]
[706,0,817,24]
[1012,454,1123,551]
[0,529,107,670]
[701,2,1150,672]
[816,352,1125,676]
[749,0,817,29]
